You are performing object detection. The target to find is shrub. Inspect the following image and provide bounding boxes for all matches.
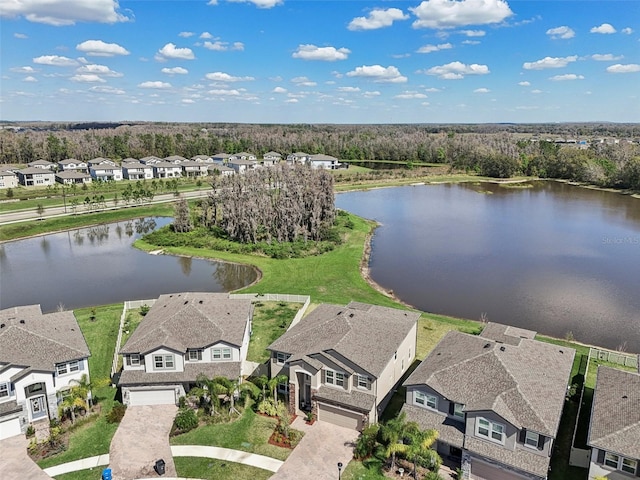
[106,402,127,424]
[354,423,379,459]
[257,398,286,417]
[174,407,198,433]
[139,304,150,316]
[26,425,35,438]
[178,396,187,408]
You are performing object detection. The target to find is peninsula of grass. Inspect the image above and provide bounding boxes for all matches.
[174,457,274,480]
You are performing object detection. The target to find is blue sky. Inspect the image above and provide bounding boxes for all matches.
[1,0,638,123]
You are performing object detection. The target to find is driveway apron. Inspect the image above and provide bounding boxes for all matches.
[270,417,357,480]
[109,405,178,480]
[0,436,53,480]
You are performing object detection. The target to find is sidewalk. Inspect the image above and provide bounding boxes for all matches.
[43,454,109,477]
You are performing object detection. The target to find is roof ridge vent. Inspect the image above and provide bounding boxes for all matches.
[500,346,506,352]
[483,343,491,348]
[19,319,25,324]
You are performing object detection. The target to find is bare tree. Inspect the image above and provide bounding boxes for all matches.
[173,195,193,233]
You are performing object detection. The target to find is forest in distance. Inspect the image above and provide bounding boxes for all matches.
[1,121,639,189]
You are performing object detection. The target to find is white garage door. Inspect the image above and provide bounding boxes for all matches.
[317,403,362,430]
[128,389,176,406]
[0,417,23,440]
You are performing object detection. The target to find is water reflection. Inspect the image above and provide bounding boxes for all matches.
[178,256,192,276]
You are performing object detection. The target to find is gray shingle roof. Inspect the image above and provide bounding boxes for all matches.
[403,328,574,436]
[315,385,376,412]
[120,293,252,355]
[268,302,419,378]
[588,366,640,459]
[56,171,90,180]
[480,322,536,346]
[465,435,551,477]
[402,404,465,448]
[0,305,90,372]
[0,400,22,418]
[18,167,55,175]
[118,361,241,386]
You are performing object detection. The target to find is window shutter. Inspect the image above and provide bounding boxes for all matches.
[537,435,544,450]
[79,360,85,371]
[519,429,526,444]
[448,402,455,415]
[597,450,605,464]
[198,350,202,361]
[126,356,131,366]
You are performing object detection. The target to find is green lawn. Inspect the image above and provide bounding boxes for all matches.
[38,304,122,469]
[342,457,386,480]
[53,468,104,480]
[174,457,274,480]
[248,302,299,363]
[170,408,297,461]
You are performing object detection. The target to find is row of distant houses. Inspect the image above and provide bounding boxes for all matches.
[0,152,343,189]
[1,295,638,480]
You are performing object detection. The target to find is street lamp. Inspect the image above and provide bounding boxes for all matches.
[337,462,343,480]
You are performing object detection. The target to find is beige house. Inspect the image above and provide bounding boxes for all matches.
[587,367,640,479]
[402,323,575,480]
[27,159,55,170]
[268,302,419,430]
[0,170,18,189]
[57,159,88,172]
[118,293,253,406]
[180,160,209,177]
[55,171,92,185]
[16,167,55,187]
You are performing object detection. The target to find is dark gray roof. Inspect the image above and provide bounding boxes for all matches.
[309,154,339,161]
[268,302,419,378]
[165,155,187,162]
[465,435,550,477]
[229,159,257,165]
[18,167,55,175]
[315,385,376,412]
[56,171,90,179]
[28,159,54,166]
[404,328,574,436]
[0,305,90,372]
[118,361,241,386]
[0,400,22,418]
[480,322,536,346]
[88,157,114,165]
[120,293,252,355]
[153,161,182,168]
[588,366,640,458]
[58,158,86,165]
[401,404,465,448]
[122,162,151,169]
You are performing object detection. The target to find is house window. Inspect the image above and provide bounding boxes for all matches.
[69,360,79,373]
[188,349,203,362]
[0,382,9,398]
[325,369,345,388]
[525,431,540,448]
[622,458,637,474]
[356,375,371,390]
[154,354,175,370]
[476,417,505,444]
[212,348,232,361]
[604,452,620,468]
[604,452,638,474]
[130,354,140,366]
[453,403,465,419]
[56,363,68,375]
[415,391,437,409]
[276,352,290,365]
[277,382,289,395]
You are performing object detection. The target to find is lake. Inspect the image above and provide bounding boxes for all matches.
[0,217,258,312]
[336,181,640,352]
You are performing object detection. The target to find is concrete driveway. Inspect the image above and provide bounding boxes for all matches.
[271,417,358,480]
[109,405,178,480]
[0,436,53,480]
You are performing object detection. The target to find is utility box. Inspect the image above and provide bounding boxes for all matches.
[155,459,166,476]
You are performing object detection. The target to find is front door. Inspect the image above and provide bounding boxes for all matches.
[30,396,47,420]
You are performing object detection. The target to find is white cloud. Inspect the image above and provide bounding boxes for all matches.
[200,32,213,39]
[207,0,218,5]
[425,87,442,92]
[33,55,78,67]
[606,64,640,73]
[182,99,195,103]
[155,43,195,61]
[272,86,287,93]
[226,0,283,8]
[590,23,616,34]
[162,67,189,75]
[410,0,513,29]
[76,40,130,57]
[89,85,124,94]
[394,91,428,99]
[346,65,407,83]
[206,72,254,82]
[291,76,317,86]
[1,0,130,26]
[70,74,105,83]
[523,55,577,70]
[591,54,623,61]
[23,76,37,82]
[348,8,409,31]
[362,91,381,97]
[285,98,299,103]
[462,40,481,45]
[474,87,490,93]
[417,43,452,53]
[292,44,350,61]
[546,26,575,39]
[459,29,485,37]
[423,61,490,79]
[76,64,122,77]
[11,66,37,73]
[549,74,584,81]
[338,86,360,92]
[14,33,28,39]
[232,42,244,51]
[208,89,241,96]
[518,81,530,86]
[204,41,228,51]
[139,81,172,89]
[178,32,194,38]
[531,89,543,94]
[621,27,633,35]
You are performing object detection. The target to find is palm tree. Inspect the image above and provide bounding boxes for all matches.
[404,423,440,478]
[380,411,411,471]
[191,374,223,416]
[267,374,289,408]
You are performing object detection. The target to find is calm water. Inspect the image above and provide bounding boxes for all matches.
[336,182,640,352]
[0,217,257,312]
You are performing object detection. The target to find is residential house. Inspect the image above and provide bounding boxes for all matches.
[192,155,214,163]
[0,170,18,189]
[57,159,88,173]
[152,161,182,179]
[180,160,209,177]
[164,155,187,164]
[308,154,341,170]
[88,158,123,181]
[27,159,56,170]
[228,158,257,174]
[139,156,164,165]
[0,305,91,440]
[118,293,253,406]
[401,323,575,480]
[211,153,231,165]
[122,162,154,180]
[286,152,310,164]
[268,302,419,430]
[208,164,235,177]
[55,171,92,185]
[16,167,55,187]
[587,366,640,479]
[262,151,282,167]
[229,152,257,161]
